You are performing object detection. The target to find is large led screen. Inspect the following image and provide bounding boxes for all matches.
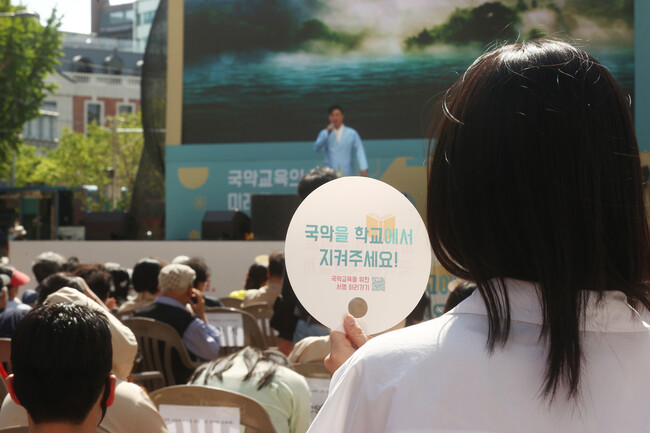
[182,0,634,144]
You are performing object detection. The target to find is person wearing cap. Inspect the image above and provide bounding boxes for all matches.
[0,265,31,312]
[134,264,221,383]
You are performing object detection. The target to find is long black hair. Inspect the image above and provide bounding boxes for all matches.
[428,40,650,401]
[190,347,291,391]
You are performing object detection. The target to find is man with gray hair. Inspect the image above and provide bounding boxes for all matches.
[134,264,221,382]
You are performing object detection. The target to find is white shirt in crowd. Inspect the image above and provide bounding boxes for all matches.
[308,279,650,433]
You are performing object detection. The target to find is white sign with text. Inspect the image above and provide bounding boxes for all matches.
[285,177,431,334]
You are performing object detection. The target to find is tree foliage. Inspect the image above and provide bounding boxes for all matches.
[565,0,633,25]
[0,0,61,160]
[2,114,144,212]
[516,0,529,12]
[184,0,362,60]
[405,2,520,50]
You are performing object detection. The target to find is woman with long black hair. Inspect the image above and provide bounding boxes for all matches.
[308,40,650,432]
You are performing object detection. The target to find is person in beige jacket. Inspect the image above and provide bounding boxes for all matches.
[0,285,169,433]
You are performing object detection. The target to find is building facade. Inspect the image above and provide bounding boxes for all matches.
[22,33,143,148]
[91,0,134,40]
[134,0,160,52]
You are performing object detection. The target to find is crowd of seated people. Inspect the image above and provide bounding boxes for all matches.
[0,244,447,433]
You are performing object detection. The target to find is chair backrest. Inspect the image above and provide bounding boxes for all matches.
[0,338,12,374]
[292,362,332,379]
[292,362,332,422]
[0,376,8,404]
[0,424,110,432]
[149,385,277,433]
[219,297,244,308]
[242,303,278,347]
[0,337,12,402]
[131,370,166,393]
[123,318,202,387]
[204,307,267,354]
[0,428,109,433]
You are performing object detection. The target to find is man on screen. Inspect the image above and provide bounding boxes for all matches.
[314,105,368,176]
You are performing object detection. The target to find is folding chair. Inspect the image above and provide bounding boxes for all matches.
[219,297,243,309]
[149,385,277,433]
[292,362,331,379]
[292,362,332,422]
[0,428,110,433]
[204,307,267,354]
[242,303,279,347]
[131,371,166,392]
[0,338,12,374]
[123,318,203,387]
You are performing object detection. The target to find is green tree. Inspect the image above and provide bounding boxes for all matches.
[26,113,144,211]
[405,2,520,49]
[0,141,44,186]
[526,27,546,40]
[0,1,61,160]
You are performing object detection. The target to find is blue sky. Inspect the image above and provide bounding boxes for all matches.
[17,0,133,34]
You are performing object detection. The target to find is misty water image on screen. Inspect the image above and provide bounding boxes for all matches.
[182,0,634,144]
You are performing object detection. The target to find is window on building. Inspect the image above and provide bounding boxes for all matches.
[42,101,57,141]
[51,115,57,141]
[87,103,101,127]
[43,117,53,141]
[21,103,58,145]
[42,101,56,111]
[23,120,32,139]
[110,10,127,23]
[143,11,155,24]
[117,104,134,115]
[101,9,133,27]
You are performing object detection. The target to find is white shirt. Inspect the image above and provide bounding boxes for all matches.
[334,124,344,142]
[308,280,650,433]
